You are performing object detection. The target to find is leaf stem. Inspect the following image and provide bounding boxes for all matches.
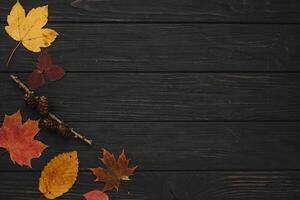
[6,41,21,67]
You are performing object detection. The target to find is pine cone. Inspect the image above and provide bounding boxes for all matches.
[38,96,49,115]
[43,117,58,130]
[43,117,73,138]
[57,123,73,137]
[24,93,38,108]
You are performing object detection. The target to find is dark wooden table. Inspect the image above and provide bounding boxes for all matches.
[1,0,300,199]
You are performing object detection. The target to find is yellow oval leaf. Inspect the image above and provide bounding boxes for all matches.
[39,151,79,199]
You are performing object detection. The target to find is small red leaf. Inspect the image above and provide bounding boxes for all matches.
[28,70,45,91]
[83,190,109,200]
[36,51,52,71]
[44,64,65,81]
[28,51,65,90]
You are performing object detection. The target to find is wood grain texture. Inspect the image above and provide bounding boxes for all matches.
[1,24,300,72]
[1,73,300,121]
[0,122,300,171]
[1,1,300,199]
[1,171,300,200]
[1,0,300,22]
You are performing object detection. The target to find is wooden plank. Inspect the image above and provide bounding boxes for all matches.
[0,24,299,72]
[1,73,300,121]
[1,171,300,199]
[1,24,300,72]
[0,122,300,170]
[1,0,300,22]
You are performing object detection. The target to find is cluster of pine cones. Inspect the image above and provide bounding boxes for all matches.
[24,93,73,137]
[24,93,48,114]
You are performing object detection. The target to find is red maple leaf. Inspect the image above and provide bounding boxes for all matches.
[28,51,65,90]
[83,190,109,200]
[90,149,137,192]
[0,110,47,167]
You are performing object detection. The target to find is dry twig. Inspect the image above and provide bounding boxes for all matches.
[10,75,93,145]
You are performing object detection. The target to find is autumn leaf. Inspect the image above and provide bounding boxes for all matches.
[39,151,78,199]
[0,110,47,167]
[5,1,58,66]
[90,149,137,192]
[28,51,65,90]
[84,190,109,200]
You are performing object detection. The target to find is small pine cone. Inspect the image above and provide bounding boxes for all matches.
[43,117,58,130]
[57,123,73,137]
[24,93,38,108]
[38,96,49,115]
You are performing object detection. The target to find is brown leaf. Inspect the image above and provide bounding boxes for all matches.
[90,149,137,191]
[28,51,65,90]
[0,110,47,167]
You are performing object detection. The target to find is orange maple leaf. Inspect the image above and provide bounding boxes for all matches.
[0,110,47,167]
[90,149,137,192]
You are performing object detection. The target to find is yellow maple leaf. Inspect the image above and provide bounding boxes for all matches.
[39,151,78,199]
[5,1,58,66]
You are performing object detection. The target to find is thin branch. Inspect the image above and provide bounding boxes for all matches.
[48,113,93,145]
[10,75,93,145]
[10,75,32,94]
